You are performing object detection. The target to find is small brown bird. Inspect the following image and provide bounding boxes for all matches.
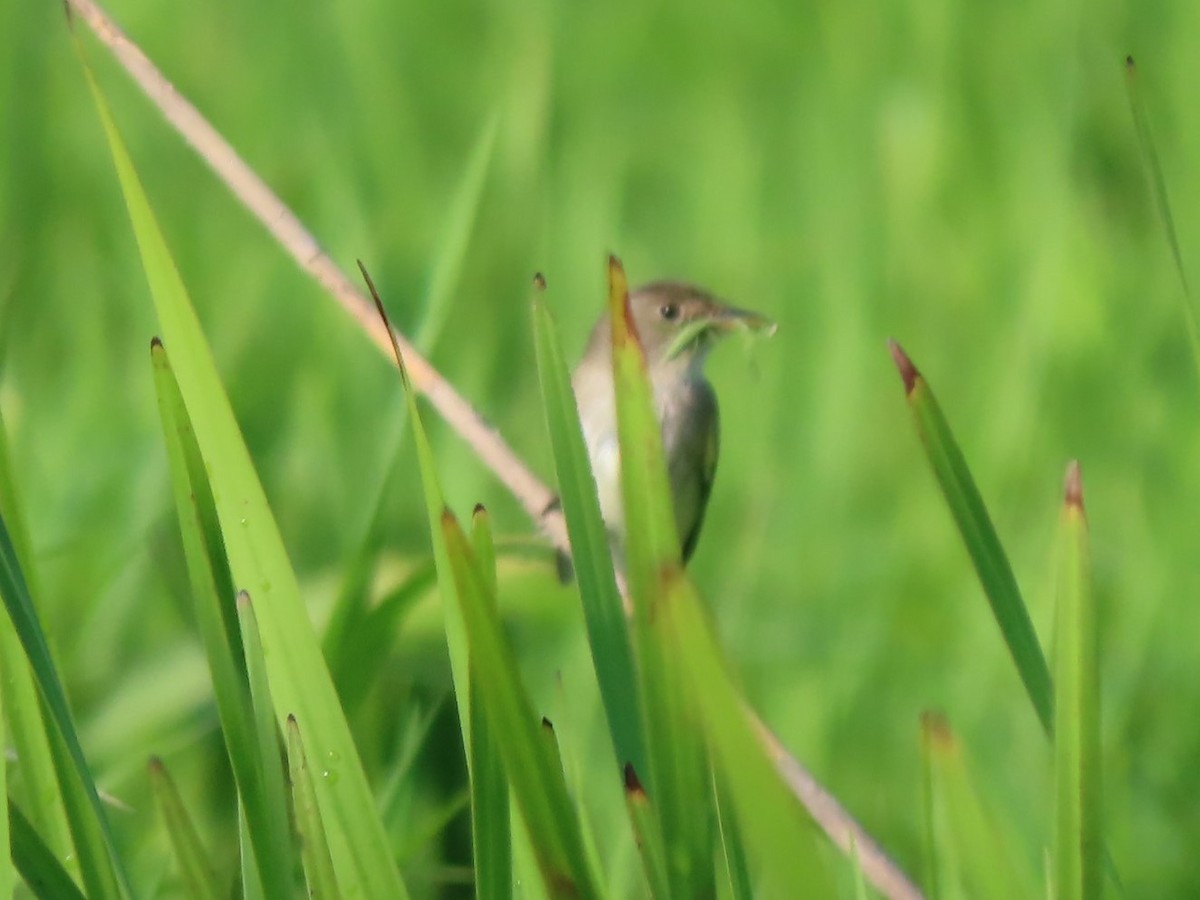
[571,281,775,567]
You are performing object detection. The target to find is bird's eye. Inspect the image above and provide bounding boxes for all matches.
[659,303,680,321]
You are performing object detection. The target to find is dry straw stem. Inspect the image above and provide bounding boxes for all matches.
[65,1,920,896]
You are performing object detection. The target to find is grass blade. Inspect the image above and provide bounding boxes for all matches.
[919,711,1034,900]
[236,591,298,896]
[608,254,712,895]
[667,573,830,896]
[1124,56,1200,374]
[0,411,75,887]
[530,273,645,778]
[78,41,407,899]
[147,758,223,900]
[0,512,128,899]
[151,338,292,898]
[286,716,342,900]
[889,340,1054,735]
[364,267,597,897]
[440,509,600,900]
[1054,462,1102,900]
[0,652,10,900]
[8,801,87,900]
[468,505,512,900]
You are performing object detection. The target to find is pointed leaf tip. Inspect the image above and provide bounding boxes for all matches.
[533,272,546,290]
[920,710,955,749]
[1064,460,1084,511]
[1125,54,1136,70]
[887,339,920,394]
[150,336,163,350]
[541,716,555,733]
[236,589,251,610]
[148,756,165,774]
[623,762,646,798]
[473,502,487,517]
[287,713,298,726]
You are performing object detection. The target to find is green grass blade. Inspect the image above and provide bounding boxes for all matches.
[236,591,299,897]
[468,505,512,900]
[1124,56,1200,375]
[530,273,645,778]
[147,758,223,900]
[0,655,10,900]
[8,800,87,900]
[413,113,499,350]
[607,255,712,895]
[0,411,75,882]
[667,573,830,896]
[360,265,472,750]
[151,338,289,897]
[622,766,670,899]
[1054,463,1102,900]
[79,44,407,900]
[919,711,1034,900]
[287,716,342,900]
[441,509,600,900]
[0,516,128,899]
[889,340,1054,735]
[713,773,754,900]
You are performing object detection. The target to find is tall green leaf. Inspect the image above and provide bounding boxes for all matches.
[147,758,223,900]
[919,711,1034,900]
[287,716,342,900]
[0,513,128,900]
[889,340,1053,735]
[607,255,712,896]
[530,273,645,779]
[8,801,87,900]
[441,510,600,899]
[468,506,512,900]
[78,46,407,899]
[151,338,292,898]
[1054,463,1102,900]
[363,267,597,898]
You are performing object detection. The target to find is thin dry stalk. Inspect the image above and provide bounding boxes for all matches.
[64,1,921,896]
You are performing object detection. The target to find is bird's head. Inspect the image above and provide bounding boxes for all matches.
[625,281,776,372]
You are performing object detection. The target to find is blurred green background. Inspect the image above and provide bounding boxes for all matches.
[3,0,1200,894]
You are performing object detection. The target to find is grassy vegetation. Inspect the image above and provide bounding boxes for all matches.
[3,0,1200,895]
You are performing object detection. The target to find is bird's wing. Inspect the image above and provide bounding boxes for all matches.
[681,382,719,562]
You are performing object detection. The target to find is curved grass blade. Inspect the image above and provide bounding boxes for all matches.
[441,510,600,900]
[1054,463,1102,900]
[889,340,1053,735]
[919,711,1034,900]
[468,505,512,900]
[78,43,407,900]
[147,758,223,900]
[0,412,74,886]
[530,273,645,779]
[0,663,10,900]
[608,255,712,896]
[151,339,292,898]
[236,592,298,895]
[414,113,498,350]
[360,263,472,749]
[667,572,830,896]
[286,716,341,900]
[713,772,753,900]
[8,801,87,900]
[365,264,597,898]
[623,765,669,899]
[0,513,128,899]
[1124,56,1200,375]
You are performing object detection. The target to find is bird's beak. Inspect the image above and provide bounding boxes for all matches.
[664,303,777,361]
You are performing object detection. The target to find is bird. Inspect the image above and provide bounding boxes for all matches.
[569,280,775,569]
